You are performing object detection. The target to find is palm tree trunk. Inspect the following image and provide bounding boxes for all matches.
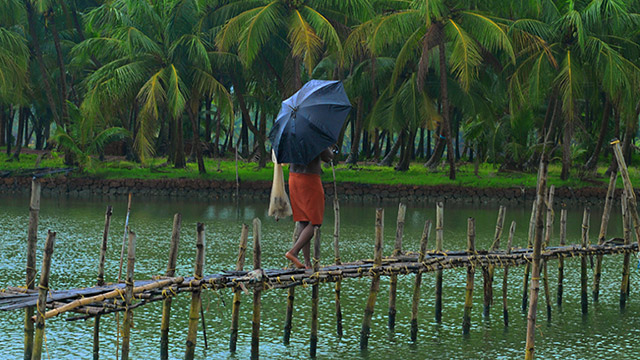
[46,10,69,126]
[585,99,611,170]
[417,128,424,158]
[204,98,212,143]
[379,133,401,167]
[374,130,386,160]
[438,38,456,180]
[425,132,445,168]
[174,116,186,168]
[396,129,417,171]
[0,105,5,147]
[12,107,26,160]
[605,109,621,175]
[561,120,572,180]
[213,107,221,157]
[258,110,267,169]
[188,103,206,174]
[346,99,363,165]
[5,106,14,155]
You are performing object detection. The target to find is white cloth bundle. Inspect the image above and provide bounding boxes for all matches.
[268,150,292,220]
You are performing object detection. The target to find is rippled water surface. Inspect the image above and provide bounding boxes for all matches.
[1,194,639,359]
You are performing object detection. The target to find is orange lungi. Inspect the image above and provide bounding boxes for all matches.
[288,172,325,225]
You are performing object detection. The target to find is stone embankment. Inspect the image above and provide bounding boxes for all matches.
[0,176,624,206]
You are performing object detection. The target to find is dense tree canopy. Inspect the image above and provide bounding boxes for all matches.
[1,0,639,179]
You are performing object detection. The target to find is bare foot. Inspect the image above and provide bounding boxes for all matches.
[285,252,305,269]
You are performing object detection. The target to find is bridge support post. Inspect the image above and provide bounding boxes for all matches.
[388,203,406,332]
[410,220,431,341]
[230,224,249,352]
[462,218,476,335]
[360,208,384,351]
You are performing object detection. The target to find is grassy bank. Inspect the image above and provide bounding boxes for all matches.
[1,150,635,189]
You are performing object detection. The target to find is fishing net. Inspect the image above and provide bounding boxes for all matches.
[268,150,292,220]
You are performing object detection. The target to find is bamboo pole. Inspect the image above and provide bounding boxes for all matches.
[542,186,555,321]
[484,205,506,317]
[94,205,113,360]
[283,222,304,345]
[25,178,41,360]
[160,213,181,360]
[580,208,590,315]
[333,198,343,338]
[435,202,444,323]
[524,154,548,360]
[360,208,384,351]
[557,206,567,307]
[621,192,631,309]
[410,220,431,342]
[593,171,618,302]
[462,218,476,335]
[230,224,249,352]
[522,200,537,312]
[388,203,406,331]
[310,227,321,358]
[251,218,262,360]
[120,230,136,360]
[611,139,640,247]
[31,231,55,360]
[503,221,516,326]
[185,223,206,360]
[117,193,133,282]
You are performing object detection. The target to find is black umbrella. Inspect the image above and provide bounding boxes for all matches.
[269,80,352,164]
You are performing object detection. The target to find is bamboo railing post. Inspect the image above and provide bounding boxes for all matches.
[522,200,537,312]
[333,198,343,338]
[251,218,262,360]
[484,205,506,318]
[524,155,549,360]
[580,208,590,315]
[94,205,113,360]
[117,193,133,282]
[31,231,55,360]
[160,213,181,360]
[310,227,321,358]
[25,178,41,360]
[283,222,304,345]
[462,218,476,335]
[410,220,431,342]
[120,230,137,360]
[594,170,618,302]
[388,203,406,331]
[230,224,249,352]
[435,202,444,323]
[621,192,631,309]
[542,186,555,321]
[185,223,206,360]
[503,221,516,326]
[611,139,640,247]
[360,208,384,351]
[557,206,567,307]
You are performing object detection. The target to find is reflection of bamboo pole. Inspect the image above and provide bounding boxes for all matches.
[620,193,631,309]
[462,218,475,335]
[25,178,41,360]
[503,221,516,326]
[542,186,554,321]
[94,205,113,360]
[594,171,618,302]
[435,202,444,323]
[251,219,262,360]
[580,209,590,315]
[283,222,304,345]
[522,201,536,312]
[161,213,181,359]
[557,206,567,307]
[121,230,137,360]
[388,203,406,331]
[230,224,249,352]
[31,231,56,360]
[484,205,505,317]
[410,220,431,342]
[333,198,343,338]
[310,227,321,357]
[185,224,206,360]
[360,209,384,351]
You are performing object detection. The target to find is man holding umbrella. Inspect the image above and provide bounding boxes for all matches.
[269,80,352,269]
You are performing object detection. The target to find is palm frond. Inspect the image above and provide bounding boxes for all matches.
[445,19,483,92]
[288,10,323,75]
[460,12,515,64]
[301,6,344,64]
[554,50,582,122]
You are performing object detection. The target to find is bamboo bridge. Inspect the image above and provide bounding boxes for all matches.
[2,141,640,360]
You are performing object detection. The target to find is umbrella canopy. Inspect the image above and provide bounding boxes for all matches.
[269,80,352,164]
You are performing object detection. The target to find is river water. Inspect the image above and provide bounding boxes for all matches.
[1,194,639,359]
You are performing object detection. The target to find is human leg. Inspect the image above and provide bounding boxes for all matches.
[286,222,314,269]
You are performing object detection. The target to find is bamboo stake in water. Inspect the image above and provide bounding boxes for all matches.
[542,186,555,321]
[611,139,640,247]
[230,224,249,352]
[557,206,567,307]
[462,218,476,335]
[251,219,262,360]
[522,200,537,312]
[333,198,343,338]
[185,223,206,360]
[117,193,133,282]
[594,170,618,302]
[484,205,506,317]
[160,213,182,360]
[580,208,590,315]
[620,193,631,309]
[283,222,304,345]
[310,227,321,358]
[503,221,516,326]
[25,178,41,360]
[410,220,431,342]
[388,203,406,331]
[120,230,136,360]
[435,202,444,323]
[360,209,384,351]
[94,205,113,360]
[31,231,55,360]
